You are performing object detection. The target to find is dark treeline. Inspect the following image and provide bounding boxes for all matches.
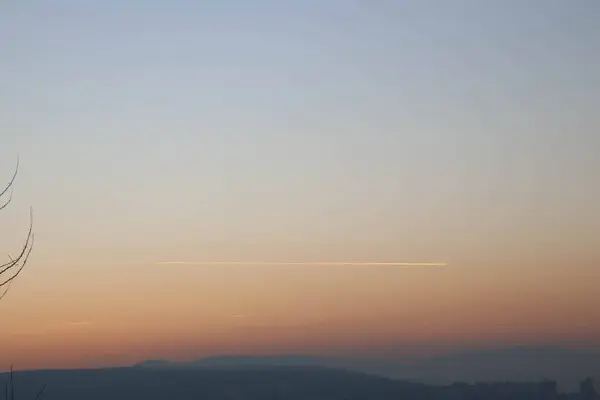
[1,366,599,400]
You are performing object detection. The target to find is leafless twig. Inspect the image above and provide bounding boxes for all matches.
[0,157,34,299]
[1,157,41,398]
[3,365,46,400]
[0,157,18,212]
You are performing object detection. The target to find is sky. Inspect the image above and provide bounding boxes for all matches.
[0,1,599,370]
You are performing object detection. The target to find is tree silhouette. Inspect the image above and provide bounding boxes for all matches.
[1,158,38,398]
[0,157,34,300]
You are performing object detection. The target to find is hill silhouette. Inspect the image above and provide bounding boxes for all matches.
[3,347,599,399]
[6,366,435,400]
[133,347,600,392]
[3,366,599,400]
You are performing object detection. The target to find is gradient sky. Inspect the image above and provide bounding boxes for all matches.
[1,1,599,370]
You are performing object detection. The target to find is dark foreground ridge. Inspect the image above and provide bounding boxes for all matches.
[2,366,599,400]
[136,347,600,392]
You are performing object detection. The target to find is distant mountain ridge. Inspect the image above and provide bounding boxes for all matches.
[137,355,334,368]
[135,346,600,391]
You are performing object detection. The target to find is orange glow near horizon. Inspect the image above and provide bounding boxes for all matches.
[2,257,599,371]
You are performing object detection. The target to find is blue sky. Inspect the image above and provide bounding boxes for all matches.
[2,0,599,279]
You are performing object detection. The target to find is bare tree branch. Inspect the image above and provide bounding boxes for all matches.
[10,365,14,400]
[0,157,19,211]
[0,157,34,300]
[0,208,34,294]
[1,157,41,397]
[0,189,14,213]
[33,383,46,400]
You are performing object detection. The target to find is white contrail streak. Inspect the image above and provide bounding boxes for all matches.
[156,261,447,267]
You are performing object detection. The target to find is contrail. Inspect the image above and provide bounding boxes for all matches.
[156,261,447,267]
